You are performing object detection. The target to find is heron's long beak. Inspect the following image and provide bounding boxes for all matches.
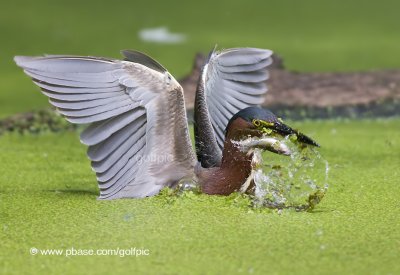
[272,122,320,147]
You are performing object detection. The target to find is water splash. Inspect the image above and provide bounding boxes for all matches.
[252,136,329,211]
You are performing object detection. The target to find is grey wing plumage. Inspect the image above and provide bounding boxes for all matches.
[194,47,273,167]
[15,52,196,199]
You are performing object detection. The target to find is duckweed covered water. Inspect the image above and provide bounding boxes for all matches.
[1,119,400,274]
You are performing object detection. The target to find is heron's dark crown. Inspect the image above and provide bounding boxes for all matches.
[226,107,278,132]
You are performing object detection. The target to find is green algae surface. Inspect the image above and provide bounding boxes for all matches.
[1,119,399,274]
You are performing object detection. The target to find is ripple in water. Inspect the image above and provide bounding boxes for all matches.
[252,136,329,211]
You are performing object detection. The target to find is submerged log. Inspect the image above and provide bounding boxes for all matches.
[180,53,400,119]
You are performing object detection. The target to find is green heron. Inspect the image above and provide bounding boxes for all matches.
[196,107,319,195]
[14,47,318,199]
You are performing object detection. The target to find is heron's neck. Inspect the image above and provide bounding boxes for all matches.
[193,68,222,168]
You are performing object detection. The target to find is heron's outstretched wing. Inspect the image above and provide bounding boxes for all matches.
[15,51,196,199]
[194,47,273,167]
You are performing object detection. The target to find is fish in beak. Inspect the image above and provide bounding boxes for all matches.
[238,118,320,156]
[227,107,320,156]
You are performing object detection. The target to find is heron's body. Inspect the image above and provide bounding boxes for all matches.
[15,48,318,199]
[197,141,253,195]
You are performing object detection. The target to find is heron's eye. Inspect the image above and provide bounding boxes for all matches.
[252,119,261,127]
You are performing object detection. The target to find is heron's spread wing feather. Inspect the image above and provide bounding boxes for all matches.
[121,50,167,73]
[15,53,195,199]
[202,47,273,156]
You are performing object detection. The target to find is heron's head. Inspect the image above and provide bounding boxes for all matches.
[225,107,319,155]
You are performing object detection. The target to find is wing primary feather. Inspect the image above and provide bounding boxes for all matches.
[23,68,123,83]
[216,48,273,66]
[29,74,120,88]
[81,107,145,146]
[42,90,123,101]
[66,103,139,124]
[33,80,122,94]
[99,164,140,192]
[49,94,128,110]
[218,57,272,73]
[15,55,118,73]
[91,125,146,174]
[220,69,269,83]
[222,79,267,95]
[57,98,133,117]
[87,115,146,161]
[97,140,146,183]
[121,50,167,73]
